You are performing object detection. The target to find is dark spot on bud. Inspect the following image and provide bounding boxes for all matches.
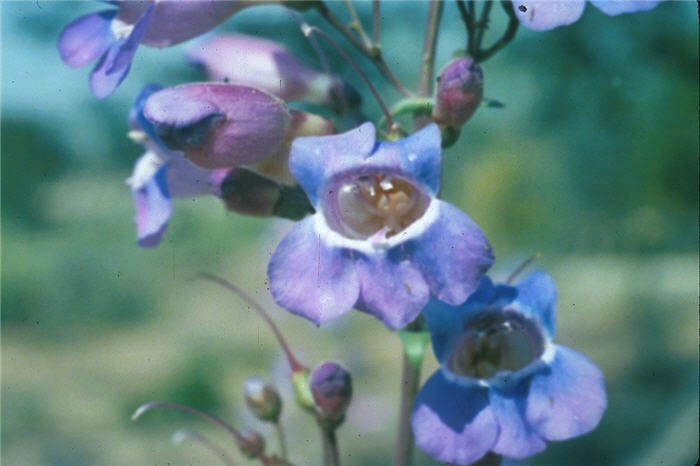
[518,5,527,12]
[154,113,225,151]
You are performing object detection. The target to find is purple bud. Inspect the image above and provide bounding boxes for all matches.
[143,83,291,169]
[238,429,266,459]
[187,34,359,110]
[432,57,484,128]
[244,378,282,423]
[310,362,353,426]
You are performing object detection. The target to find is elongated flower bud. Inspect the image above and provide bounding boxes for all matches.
[143,83,291,169]
[187,34,360,112]
[310,362,353,427]
[432,57,484,128]
[244,378,282,423]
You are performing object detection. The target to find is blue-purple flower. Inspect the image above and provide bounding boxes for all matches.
[513,1,659,31]
[267,123,494,330]
[57,1,255,98]
[126,84,223,248]
[412,272,607,465]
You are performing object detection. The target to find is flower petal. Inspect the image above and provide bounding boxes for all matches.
[57,10,117,68]
[268,217,360,325]
[526,345,607,441]
[128,153,171,248]
[290,122,377,207]
[354,253,429,329]
[89,5,152,98]
[412,370,498,465]
[513,1,586,31]
[590,1,659,16]
[409,201,494,306]
[512,270,557,338]
[489,381,547,459]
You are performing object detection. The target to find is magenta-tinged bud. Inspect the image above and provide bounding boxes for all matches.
[310,362,353,426]
[187,34,360,111]
[244,378,282,423]
[143,83,291,169]
[238,429,266,459]
[432,57,484,128]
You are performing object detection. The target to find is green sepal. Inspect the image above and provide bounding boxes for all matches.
[273,185,315,221]
[291,369,315,413]
[398,328,431,370]
[390,97,434,119]
[440,126,461,148]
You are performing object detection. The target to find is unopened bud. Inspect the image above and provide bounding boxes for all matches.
[220,168,281,217]
[144,83,291,169]
[432,57,483,129]
[219,168,313,220]
[244,378,282,423]
[238,429,266,459]
[310,362,353,426]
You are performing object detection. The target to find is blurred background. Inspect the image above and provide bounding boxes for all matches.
[2,1,697,465]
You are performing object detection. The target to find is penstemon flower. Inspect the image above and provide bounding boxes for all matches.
[57,1,260,98]
[268,122,494,329]
[187,34,361,113]
[126,84,223,248]
[412,272,607,465]
[513,0,660,31]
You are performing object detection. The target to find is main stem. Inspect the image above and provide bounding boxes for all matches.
[417,0,444,97]
[392,352,422,466]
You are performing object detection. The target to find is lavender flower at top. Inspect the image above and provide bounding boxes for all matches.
[187,34,361,112]
[267,123,494,330]
[512,1,659,31]
[57,1,258,98]
[412,272,606,465]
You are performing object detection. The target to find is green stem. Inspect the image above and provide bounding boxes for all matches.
[343,0,372,48]
[474,0,493,52]
[275,420,289,461]
[457,0,477,57]
[391,351,423,466]
[319,422,340,466]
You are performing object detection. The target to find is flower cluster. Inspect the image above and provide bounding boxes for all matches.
[53,0,666,464]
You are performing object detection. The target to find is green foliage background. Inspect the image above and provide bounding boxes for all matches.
[2,1,698,465]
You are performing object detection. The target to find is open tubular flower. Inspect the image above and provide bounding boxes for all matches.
[127,84,223,248]
[187,34,360,113]
[57,1,257,98]
[412,272,607,465]
[512,0,659,31]
[267,122,494,330]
